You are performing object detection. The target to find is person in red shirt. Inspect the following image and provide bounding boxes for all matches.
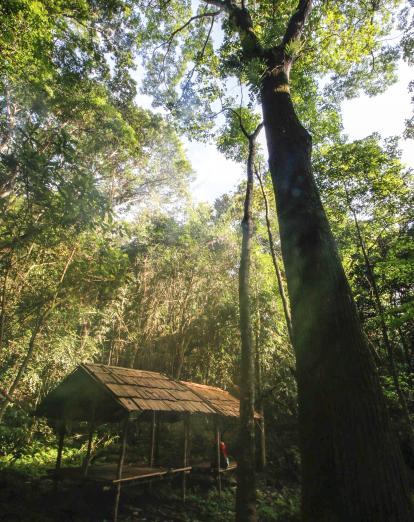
[219,440,229,469]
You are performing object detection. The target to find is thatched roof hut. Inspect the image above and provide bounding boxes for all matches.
[35,364,261,517]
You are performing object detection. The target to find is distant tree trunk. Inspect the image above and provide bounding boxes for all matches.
[254,301,266,471]
[261,46,414,521]
[0,258,11,352]
[236,122,262,522]
[173,337,188,380]
[256,170,293,345]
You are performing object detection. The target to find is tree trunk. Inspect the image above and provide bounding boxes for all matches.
[254,304,266,471]
[0,258,11,352]
[236,126,262,522]
[261,62,414,521]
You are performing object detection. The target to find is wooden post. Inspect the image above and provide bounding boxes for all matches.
[113,416,129,522]
[83,404,96,478]
[215,417,222,495]
[54,422,66,491]
[182,413,190,502]
[149,411,156,467]
[154,415,161,465]
[55,423,66,473]
[148,411,156,492]
[83,421,94,477]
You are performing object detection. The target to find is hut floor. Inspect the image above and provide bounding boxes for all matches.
[192,461,237,473]
[52,463,192,484]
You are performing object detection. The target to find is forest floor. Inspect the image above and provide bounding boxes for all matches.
[0,469,300,521]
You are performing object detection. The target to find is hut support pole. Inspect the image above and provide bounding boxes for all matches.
[55,423,66,471]
[182,413,190,502]
[154,415,161,465]
[83,404,96,477]
[114,416,129,522]
[148,411,156,492]
[215,417,222,496]
[54,423,66,490]
[149,411,156,467]
[83,421,95,477]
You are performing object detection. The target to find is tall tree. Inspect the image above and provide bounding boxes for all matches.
[138,0,414,519]
[236,120,262,521]
[240,4,413,518]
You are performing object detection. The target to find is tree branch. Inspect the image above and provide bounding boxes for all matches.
[203,0,264,58]
[203,0,230,11]
[169,10,221,42]
[179,15,216,100]
[156,9,220,85]
[282,0,313,47]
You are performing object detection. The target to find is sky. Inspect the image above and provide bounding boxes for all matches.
[186,61,413,203]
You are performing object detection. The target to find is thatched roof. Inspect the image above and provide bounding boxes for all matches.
[36,364,246,423]
[83,363,214,416]
[181,381,255,419]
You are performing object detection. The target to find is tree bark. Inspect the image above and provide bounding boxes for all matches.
[261,56,414,521]
[236,124,262,522]
[55,423,66,473]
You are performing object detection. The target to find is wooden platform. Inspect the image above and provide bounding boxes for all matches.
[52,463,192,484]
[192,461,237,473]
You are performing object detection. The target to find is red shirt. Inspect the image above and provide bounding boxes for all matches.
[220,441,228,458]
